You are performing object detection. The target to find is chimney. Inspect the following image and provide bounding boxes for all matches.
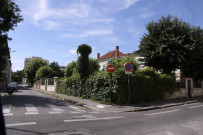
[97,53,100,59]
[116,46,119,58]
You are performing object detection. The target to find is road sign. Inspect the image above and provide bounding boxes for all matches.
[108,60,112,64]
[107,64,116,73]
[124,62,133,72]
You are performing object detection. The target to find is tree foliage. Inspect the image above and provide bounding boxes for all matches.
[0,0,23,35]
[139,15,203,80]
[89,58,100,74]
[77,44,92,80]
[139,15,191,74]
[181,26,203,80]
[64,58,99,78]
[64,61,78,78]
[24,58,47,84]
[49,61,63,77]
[11,70,23,82]
[0,0,23,80]
[35,66,53,80]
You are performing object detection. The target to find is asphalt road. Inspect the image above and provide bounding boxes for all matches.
[2,87,203,135]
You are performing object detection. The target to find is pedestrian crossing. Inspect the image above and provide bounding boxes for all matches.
[3,103,90,116]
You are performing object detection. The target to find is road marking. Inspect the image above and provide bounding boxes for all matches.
[73,115,97,119]
[3,104,12,114]
[47,104,64,112]
[6,122,36,127]
[4,113,13,116]
[167,132,174,135]
[145,109,180,116]
[25,112,39,115]
[70,112,81,114]
[64,116,124,122]
[188,104,203,109]
[25,104,38,112]
[69,105,80,110]
[49,112,61,114]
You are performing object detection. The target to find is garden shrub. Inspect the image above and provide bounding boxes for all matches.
[57,67,176,105]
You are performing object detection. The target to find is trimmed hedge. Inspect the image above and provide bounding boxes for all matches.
[57,68,177,105]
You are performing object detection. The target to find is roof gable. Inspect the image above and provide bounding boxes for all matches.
[97,50,127,61]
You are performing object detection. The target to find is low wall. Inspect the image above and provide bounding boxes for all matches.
[34,77,58,92]
[41,85,45,90]
[47,85,54,92]
[166,88,203,99]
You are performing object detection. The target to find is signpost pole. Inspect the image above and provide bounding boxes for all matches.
[127,74,130,105]
[110,73,113,104]
[124,62,133,105]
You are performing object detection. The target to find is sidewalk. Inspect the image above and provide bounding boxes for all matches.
[32,88,202,113]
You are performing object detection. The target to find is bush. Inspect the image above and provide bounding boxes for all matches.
[57,67,176,105]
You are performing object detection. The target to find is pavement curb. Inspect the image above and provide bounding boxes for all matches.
[31,88,199,113]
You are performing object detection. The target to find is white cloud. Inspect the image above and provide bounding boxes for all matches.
[69,49,77,54]
[43,21,60,30]
[63,30,114,38]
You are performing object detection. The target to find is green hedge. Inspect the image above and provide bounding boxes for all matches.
[57,68,177,105]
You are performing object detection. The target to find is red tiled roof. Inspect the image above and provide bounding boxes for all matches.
[97,50,128,61]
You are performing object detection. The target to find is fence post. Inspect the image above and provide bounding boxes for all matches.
[185,78,193,98]
[45,78,48,91]
[54,77,58,92]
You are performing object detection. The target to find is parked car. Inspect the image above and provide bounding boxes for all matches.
[7,82,18,92]
[25,83,31,88]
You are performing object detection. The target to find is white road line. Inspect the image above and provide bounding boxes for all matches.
[49,112,61,114]
[145,109,180,116]
[3,104,12,114]
[70,112,81,114]
[47,104,64,112]
[69,105,80,110]
[4,113,13,116]
[64,116,124,122]
[25,112,39,115]
[6,122,36,127]
[25,104,38,112]
[188,104,203,109]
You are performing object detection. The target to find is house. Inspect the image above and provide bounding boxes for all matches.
[97,46,129,70]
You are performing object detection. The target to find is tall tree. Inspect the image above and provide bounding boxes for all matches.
[0,0,23,81]
[77,44,92,80]
[181,26,203,80]
[139,15,191,74]
[35,66,53,80]
[49,61,63,77]
[24,58,47,84]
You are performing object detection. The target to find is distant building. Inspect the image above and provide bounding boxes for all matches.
[97,46,146,71]
[24,57,49,68]
[97,46,128,70]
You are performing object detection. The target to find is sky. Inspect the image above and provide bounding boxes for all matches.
[8,0,203,71]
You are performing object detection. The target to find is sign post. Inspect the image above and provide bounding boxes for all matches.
[107,64,116,104]
[124,62,133,105]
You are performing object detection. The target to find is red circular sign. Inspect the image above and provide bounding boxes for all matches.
[107,64,116,73]
[124,62,133,72]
